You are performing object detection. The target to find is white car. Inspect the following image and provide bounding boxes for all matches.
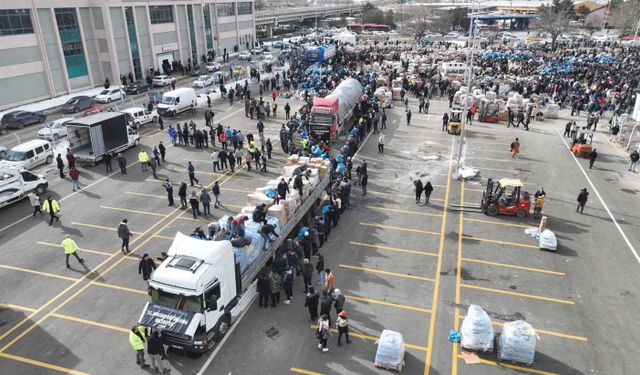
[192,75,214,88]
[262,52,273,59]
[205,62,222,72]
[95,88,125,103]
[121,107,157,129]
[37,117,74,141]
[592,33,617,42]
[0,145,7,160]
[263,55,274,64]
[238,51,251,60]
[445,31,462,39]
[152,75,176,87]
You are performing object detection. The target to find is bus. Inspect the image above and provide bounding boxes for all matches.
[476,24,500,35]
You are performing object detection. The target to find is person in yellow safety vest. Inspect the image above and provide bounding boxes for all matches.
[301,138,309,150]
[129,325,149,368]
[533,195,545,220]
[138,150,149,172]
[248,142,256,154]
[42,196,60,226]
[60,235,84,268]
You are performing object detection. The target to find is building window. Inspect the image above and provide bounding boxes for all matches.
[0,9,34,36]
[203,4,213,49]
[237,2,252,16]
[150,5,173,24]
[55,8,88,79]
[187,5,198,64]
[125,7,143,80]
[218,3,235,17]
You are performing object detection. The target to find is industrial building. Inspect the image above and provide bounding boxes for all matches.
[0,1,256,110]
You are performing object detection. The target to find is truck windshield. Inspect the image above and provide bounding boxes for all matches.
[6,151,27,161]
[150,287,203,313]
[161,96,176,105]
[310,113,334,125]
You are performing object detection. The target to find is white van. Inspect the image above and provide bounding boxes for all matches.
[121,107,158,129]
[0,139,54,170]
[156,88,197,117]
[0,166,49,208]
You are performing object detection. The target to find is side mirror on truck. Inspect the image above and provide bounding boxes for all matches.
[205,296,218,311]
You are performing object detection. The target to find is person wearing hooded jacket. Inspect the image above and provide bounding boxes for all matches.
[423,181,434,205]
[333,289,345,315]
[336,310,351,346]
[414,180,424,204]
[117,219,133,253]
[257,271,271,308]
[305,287,319,321]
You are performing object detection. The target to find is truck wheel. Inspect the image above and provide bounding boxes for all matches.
[45,155,53,164]
[487,205,499,216]
[134,122,140,129]
[515,209,527,218]
[214,314,231,343]
[35,184,46,195]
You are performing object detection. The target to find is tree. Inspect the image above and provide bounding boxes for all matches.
[576,5,591,18]
[255,0,266,11]
[384,10,396,28]
[534,0,575,50]
[362,2,385,24]
[611,0,640,36]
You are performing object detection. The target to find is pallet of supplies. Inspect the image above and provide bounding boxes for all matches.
[498,320,537,366]
[374,330,405,372]
[461,305,495,353]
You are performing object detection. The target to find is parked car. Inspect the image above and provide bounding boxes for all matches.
[121,107,157,128]
[37,117,74,141]
[61,96,93,113]
[95,88,126,103]
[125,80,150,95]
[273,41,284,49]
[238,51,252,60]
[205,62,222,72]
[0,145,7,159]
[0,123,8,135]
[1,110,46,130]
[192,75,214,88]
[190,65,209,77]
[152,75,176,87]
[0,139,53,169]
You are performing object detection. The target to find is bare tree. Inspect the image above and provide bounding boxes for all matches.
[534,0,575,50]
[611,0,640,36]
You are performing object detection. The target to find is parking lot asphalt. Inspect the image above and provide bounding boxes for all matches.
[1,94,640,375]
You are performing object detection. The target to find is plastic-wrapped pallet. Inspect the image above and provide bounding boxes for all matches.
[241,206,255,216]
[246,192,273,206]
[374,330,405,371]
[498,320,536,365]
[297,156,310,165]
[485,91,497,101]
[287,154,299,165]
[268,204,287,224]
[461,305,494,352]
[244,215,281,236]
[282,165,298,177]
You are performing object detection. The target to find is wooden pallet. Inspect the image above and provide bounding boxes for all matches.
[374,360,405,373]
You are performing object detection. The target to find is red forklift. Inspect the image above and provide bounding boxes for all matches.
[480,178,531,218]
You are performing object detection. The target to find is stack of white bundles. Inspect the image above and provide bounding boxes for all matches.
[461,305,495,352]
[268,204,287,224]
[246,192,272,206]
[498,320,537,365]
[287,154,299,166]
[282,165,298,178]
[241,206,255,216]
[485,91,497,101]
[297,156,310,165]
[284,194,301,219]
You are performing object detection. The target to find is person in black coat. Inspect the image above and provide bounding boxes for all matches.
[304,287,319,321]
[257,272,271,308]
[414,180,423,204]
[104,152,113,172]
[320,292,333,326]
[56,154,65,178]
[333,289,345,315]
[423,181,434,205]
[146,331,167,372]
[138,253,157,281]
[276,178,289,204]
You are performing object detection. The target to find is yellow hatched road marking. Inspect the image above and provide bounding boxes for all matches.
[349,241,438,257]
[92,282,147,295]
[309,325,428,351]
[346,295,432,314]
[0,353,90,375]
[125,191,164,199]
[462,257,565,276]
[0,303,37,312]
[467,156,524,162]
[463,217,533,229]
[360,223,440,236]
[366,205,443,217]
[479,166,532,174]
[339,264,435,282]
[37,241,111,256]
[462,235,539,249]
[100,205,165,217]
[456,355,558,375]
[70,222,143,235]
[291,368,324,375]
[50,313,129,333]
[461,284,575,305]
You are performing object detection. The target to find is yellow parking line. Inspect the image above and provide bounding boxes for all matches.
[126,191,164,199]
[479,166,531,174]
[469,148,526,155]
[291,368,323,375]
[461,235,539,249]
[463,187,484,193]
[463,217,533,229]
[0,353,90,375]
[309,325,428,351]
[462,258,565,276]
[360,223,440,236]
[456,355,558,375]
[93,282,147,295]
[50,313,129,333]
[461,284,575,305]
[367,205,443,217]
[369,190,445,202]
[0,303,37,313]
[346,295,432,314]
[339,264,435,282]
[223,187,253,193]
[100,205,165,217]
[349,241,438,257]
[469,177,536,186]
[153,234,175,240]
[71,222,143,235]
[37,241,111,256]
[455,316,586,342]
[0,263,78,282]
[467,156,524,162]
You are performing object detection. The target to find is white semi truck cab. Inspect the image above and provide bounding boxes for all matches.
[139,172,330,353]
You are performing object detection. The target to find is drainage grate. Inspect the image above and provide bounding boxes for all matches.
[264,325,281,340]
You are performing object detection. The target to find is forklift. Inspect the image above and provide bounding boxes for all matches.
[570,131,594,158]
[478,102,500,123]
[451,178,531,218]
[448,109,462,135]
